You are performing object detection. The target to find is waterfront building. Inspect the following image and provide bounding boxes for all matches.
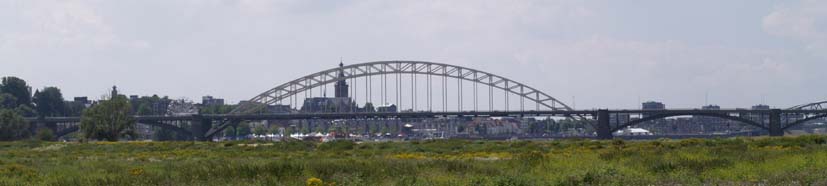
[299,63,366,113]
[642,101,665,118]
[376,104,398,112]
[202,96,225,106]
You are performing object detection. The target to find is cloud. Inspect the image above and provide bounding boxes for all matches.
[0,0,825,109]
[503,35,808,108]
[763,0,827,58]
[0,1,144,51]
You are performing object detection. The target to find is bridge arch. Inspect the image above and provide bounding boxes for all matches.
[612,113,768,133]
[207,61,575,138]
[55,126,79,138]
[781,100,827,130]
[235,61,572,112]
[782,113,827,130]
[789,101,827,110]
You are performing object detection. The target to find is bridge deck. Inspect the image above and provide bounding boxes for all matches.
[25,109,827,123]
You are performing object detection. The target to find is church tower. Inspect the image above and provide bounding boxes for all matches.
[334,62,349,98]
[111,86,119,98]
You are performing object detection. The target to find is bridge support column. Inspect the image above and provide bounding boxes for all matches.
[596,109,613,140]
[191,115,213,141]
[768,109,784,137]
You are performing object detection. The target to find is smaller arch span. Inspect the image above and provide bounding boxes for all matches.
[783,101,827,130]
[789,101,827,110]
[55,126,79,138]
[54,122,192,139]
[782,113,827,130]
[141,121,193,137]
[612,113,768,133]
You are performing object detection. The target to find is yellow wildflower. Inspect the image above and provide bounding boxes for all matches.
[307,177,324,186]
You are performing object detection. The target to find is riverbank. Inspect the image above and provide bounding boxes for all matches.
[1,136,827,185]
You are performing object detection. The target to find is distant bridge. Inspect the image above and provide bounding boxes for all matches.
[27,108,827,140]
[23,61,827,140]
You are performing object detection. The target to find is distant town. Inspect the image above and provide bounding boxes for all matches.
[4,71,822,142]
[3,62,827,142]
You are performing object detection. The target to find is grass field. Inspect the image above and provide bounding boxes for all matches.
[2,136,827,185]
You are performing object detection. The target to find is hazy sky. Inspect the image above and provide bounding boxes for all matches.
[1,0,826,109]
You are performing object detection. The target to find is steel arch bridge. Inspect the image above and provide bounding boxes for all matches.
[205,61,574,138]
[53,121,193,139]
[789,101,827,110]
[782,100,827,130]
[236,61,571,112]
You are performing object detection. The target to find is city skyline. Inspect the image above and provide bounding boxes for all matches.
[2,0,826,109]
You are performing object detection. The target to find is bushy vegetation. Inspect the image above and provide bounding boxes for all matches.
[34,128,54,141]
[79,95,135,141]
[2,136,827,185]
[0,109,29,141]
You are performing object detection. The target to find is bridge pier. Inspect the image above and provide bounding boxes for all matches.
[768,109,784,137]
[191,115,213,141]
[596,109,613,140]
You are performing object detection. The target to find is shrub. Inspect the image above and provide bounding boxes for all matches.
[79,95,135,141]
[306,177,323,186]
[0,109,28,141]
[35,128,54,141]
[317,140,355,151]
[0,136,826,185]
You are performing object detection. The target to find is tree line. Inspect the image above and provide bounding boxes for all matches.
[0,76,187,142]
[0,76,57,141]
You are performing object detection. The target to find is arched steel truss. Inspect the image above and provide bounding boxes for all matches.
[613,113,768,132]
[54,122,193,138]
[782,113,827,130]
[789,101,827,110]
[781,101,827,130]
[233,61,573,113]
[207,61,574,138]
[55,126,79,138]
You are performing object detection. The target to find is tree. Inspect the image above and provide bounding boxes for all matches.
[63,101,87,117]
[129,95,172,115]
[14,105,35,117]
[253,125,268,136]
[0,77,32,107]
[268,125,281,136]
[223,126,237,140]
[33,87,65,117]
[284,126,295,137]
[80,95,136,141]
[0,93,17,109]
[370,124,381,134]
[236,122,252,138]
[0,109,29,141]
[152,127,176,141]
[135,103,152,115]
[35,128,55,141]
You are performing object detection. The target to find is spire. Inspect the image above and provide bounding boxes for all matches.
[337,61,346,78]
[334,61,349,98]
[111,85,119,98]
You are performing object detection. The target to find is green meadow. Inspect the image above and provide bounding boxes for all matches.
[2,136,827,185]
